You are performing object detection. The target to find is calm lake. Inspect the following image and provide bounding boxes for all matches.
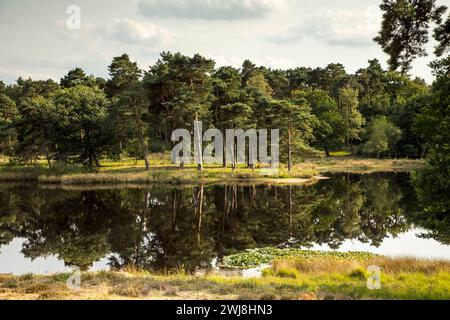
[0,173,449,275]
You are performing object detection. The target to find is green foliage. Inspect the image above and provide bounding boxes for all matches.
[0,49,444,167]
[211,66,245,129]
[385,72,429,105]
[60,68,95,88]
[12,85,109,166]
[430,56,450,78]
[361,116,402,158]
[260,68,289,99]
[338,86,365,146]
[434,12,450,57]
[143,52,215,147]
[412,166,450,244]
[15,96,55,163]
[51,86,109,167]
[412,60,450,244]
[374,0,447,72]
[0,93,18,155]
[356,59,390,120]
[106,54,142,97]
[392,94,430,158]
[104,54,150,168]
[271,98,318,163]
[294,89,345,156]
[245,73,273,97]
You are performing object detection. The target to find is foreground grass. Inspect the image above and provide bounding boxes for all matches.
[1,251,449,300]
[0,156,423,185]
[262,255,450,300]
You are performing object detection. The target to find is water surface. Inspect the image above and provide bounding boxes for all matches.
[0,173,448,275]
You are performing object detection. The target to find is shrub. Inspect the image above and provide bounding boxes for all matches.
[348,268,368,280]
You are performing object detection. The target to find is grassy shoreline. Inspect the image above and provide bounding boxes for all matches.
[0,157,424,185]
[1,249,448,300]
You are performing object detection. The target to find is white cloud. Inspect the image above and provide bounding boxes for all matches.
[138,0,286,20]
[104,18,175,44]
[272,6,382,47]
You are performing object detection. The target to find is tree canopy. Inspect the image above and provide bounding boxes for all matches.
[0,48,446,169]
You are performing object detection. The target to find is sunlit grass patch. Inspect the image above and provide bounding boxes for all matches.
[0,155,423,184]
[310,157,424,173]
[268,254,450,275]
[262,267,300,279]
[329,151,351,157]
[220,248,377,269]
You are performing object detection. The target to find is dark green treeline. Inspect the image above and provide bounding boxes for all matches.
[0,55,441,165]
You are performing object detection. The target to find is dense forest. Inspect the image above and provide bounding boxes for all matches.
[0,54,445,165]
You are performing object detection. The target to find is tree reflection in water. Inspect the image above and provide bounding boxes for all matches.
[0,173,447,272]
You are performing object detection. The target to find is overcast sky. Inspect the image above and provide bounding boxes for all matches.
[0,0,448,84]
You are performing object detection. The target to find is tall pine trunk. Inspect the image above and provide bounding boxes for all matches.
[288,125,292,172]
[195,115,203,171]
[137,109,150,171]
[223,141,227,168]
